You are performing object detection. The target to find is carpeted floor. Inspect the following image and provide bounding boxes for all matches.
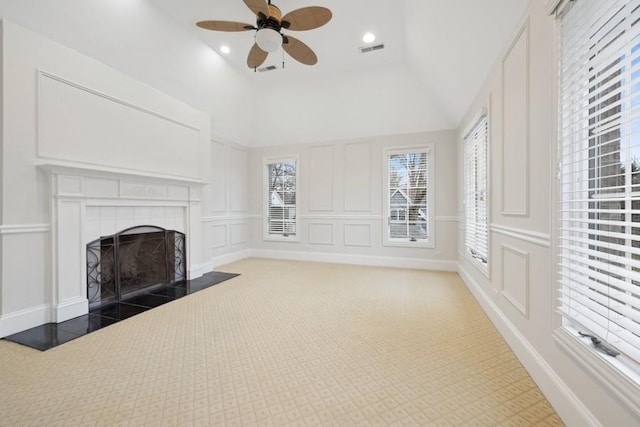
[0,258,563,426]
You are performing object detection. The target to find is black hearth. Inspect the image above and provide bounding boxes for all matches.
[86,225,186,309]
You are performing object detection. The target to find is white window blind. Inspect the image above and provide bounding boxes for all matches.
[464,117,489,266]
[266,159,297,237]
[559,0,640,371]
[384,147,434,247]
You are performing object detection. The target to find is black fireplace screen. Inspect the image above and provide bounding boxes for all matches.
[86,225,186,308]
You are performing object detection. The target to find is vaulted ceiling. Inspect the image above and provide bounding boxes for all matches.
[0,0,530,145]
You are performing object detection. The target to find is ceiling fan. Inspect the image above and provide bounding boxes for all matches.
[196,0,332,69]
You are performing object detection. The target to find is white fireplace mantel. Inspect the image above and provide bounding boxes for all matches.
[36,159,206,187]
[38,160,206,323]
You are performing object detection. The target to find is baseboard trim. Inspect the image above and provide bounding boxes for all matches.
[457,265,600,427]
[0,304,50,338]
[211,249,252,269]
[250,249,458,271]
[190,261,213,279]
[54,297,88,323]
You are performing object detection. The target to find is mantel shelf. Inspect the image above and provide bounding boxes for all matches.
[36,159,206,186]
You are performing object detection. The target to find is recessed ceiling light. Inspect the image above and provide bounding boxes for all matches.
[220,45,231,54]
[362,32,376,44]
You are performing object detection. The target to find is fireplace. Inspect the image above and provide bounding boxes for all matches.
[86,225,186,309]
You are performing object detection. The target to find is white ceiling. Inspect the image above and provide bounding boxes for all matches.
[0,0,531,144]
[149,0,409,81]
[148,0,531,127]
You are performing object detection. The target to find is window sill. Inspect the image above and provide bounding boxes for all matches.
[263,235,300,243]
[464,252,489,278]
[383,239,434,249]
[553,327,640,418]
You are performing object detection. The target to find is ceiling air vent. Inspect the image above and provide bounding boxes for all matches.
[359,43,385,54]
[257,65,277,72]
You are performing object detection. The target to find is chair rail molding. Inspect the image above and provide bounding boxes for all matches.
[0,224,50,234]
[491,223,550,247]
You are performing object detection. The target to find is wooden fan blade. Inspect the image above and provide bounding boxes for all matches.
[243,0,269,17]
[196,20,255,32]
[247,43,268,68]
[283,35,318,65]
[281,7,332,31]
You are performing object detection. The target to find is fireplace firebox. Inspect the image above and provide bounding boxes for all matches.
[86,225,186,309]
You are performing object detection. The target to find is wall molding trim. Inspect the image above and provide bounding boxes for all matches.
[0,304,50,338]
[500,244,530,318]
[211,249,252,269]
[0,224,50,235]
[301,214,382,221]
[190,260,214,278]
[491,223,551,247]
[545,0,563,15]
[250,249,458,272]
[36,160,204,186]
[344,223,372,247]
[53,297,88,323]
[245,214,459,222]
[36,70,203,182]
[308,223,335,246]
[501,19,531,217]
[458,265,600,427]
[37,70,200,134]
[201,214,250,222]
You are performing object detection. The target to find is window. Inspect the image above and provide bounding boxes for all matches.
[264,157,298,241]
[558,0,640,384]
[464,116,489,269]
[384,147,434,247]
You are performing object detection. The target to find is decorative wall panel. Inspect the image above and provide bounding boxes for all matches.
[230,223,249,245]
[344,143,372,212]
[210,141,228,213]
[501,23,530,216]
[501,244,529,317]
[309,146,334,211]
[208,224,228,250]
[308,223,334,245]
[344,223,372,247]
[230,147,248,213]
[38,72,201,180]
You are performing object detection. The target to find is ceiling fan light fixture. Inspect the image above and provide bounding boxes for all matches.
[255,28,282,52]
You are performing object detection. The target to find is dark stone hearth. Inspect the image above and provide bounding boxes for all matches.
[3,271,239,351]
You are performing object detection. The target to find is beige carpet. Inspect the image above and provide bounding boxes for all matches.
[0,258,563,426]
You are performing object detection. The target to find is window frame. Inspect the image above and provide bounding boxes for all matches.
[463,114,490,274]
[382,145,435,248]
[263,155,300,242]
[554,0,640,410]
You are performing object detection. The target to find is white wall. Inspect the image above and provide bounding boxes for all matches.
[248,131,458,269]
[0,21,249,336]
[251,64,454,147]
[457,1,639,425]
[0,0,256,145]
[201,140,251,267]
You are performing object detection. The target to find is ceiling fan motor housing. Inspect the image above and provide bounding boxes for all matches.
[257,4,283,31]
